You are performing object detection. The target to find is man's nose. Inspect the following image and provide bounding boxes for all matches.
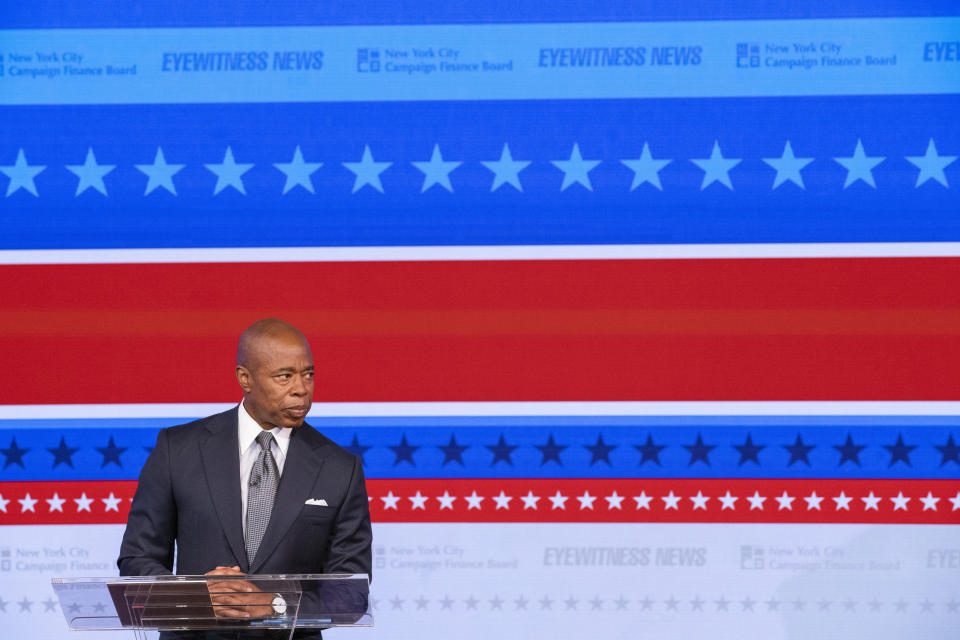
[291,374,308,396]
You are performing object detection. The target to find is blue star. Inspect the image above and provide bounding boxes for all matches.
[481,144,530,192]
[47,436,80,468]
[833,433,866,466]
[96,436,127,468]
[551,143,601,191]
[762,140,814,189]
[0,148,45,197]
[936,434,960,466]
[388,434,418,466]
[486,433,518,466]
[274,145,322,195]
[883,433,916,467]
[343,145,392,193]
[834,139,884,188]
[783,434,815,466]
[905,138,956,188]
[690,140,740,190]
[585,434,616,466]
[412,144,461,193]
[205,146,254,195]
[621,142,671,191]
[66,147,115,196]
[345,434,371,463]
[1,436,29,469]
[135,147,184,195]
[438,434,469,466]
[535,434,567,466]
[683,433,716,466]
[634,434,665,465]
[733,433,765,466]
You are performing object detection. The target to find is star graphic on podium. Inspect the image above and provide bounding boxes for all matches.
[834,139,884,188]
[763,140,814,189]
[205,147,253,195]
[621,142,671,190]
[551,143,601,191]
[274,146,322,194]
[482,144,530,192]
[691,141,740,190]
[136,147,184,195]
[412,144,461,192]
[906,138,956,187]
[0,148,45,196]
[67,148,115,196]
[343,145,392,193]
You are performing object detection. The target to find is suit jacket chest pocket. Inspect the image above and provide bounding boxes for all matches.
[300,504,337,525]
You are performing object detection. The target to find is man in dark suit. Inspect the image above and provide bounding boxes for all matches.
[118,319,372,637]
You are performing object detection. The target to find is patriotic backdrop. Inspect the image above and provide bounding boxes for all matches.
[1,2,959,639]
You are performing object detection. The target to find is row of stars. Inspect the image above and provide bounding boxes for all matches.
[373,488,960,512]
[1,139,955,197]
[6,594,958,615]
[367,594,960,614]
[348,431,956,468]
[4,432,958,470]
[0,491,126,514]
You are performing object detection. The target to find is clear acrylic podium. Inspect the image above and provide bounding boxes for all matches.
[52,574,371,638]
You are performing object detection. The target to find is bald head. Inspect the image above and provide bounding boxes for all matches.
[236,319,314,429]
[237,318,309,371]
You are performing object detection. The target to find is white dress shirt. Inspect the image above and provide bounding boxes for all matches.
[238,401,291,536]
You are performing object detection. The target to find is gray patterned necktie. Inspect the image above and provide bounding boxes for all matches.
[246,430,279,564]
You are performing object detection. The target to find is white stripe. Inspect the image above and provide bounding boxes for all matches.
[2,243,960,265]
[2,401,960,419]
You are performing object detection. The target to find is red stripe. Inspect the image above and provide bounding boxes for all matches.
[1,479,957,525]
[1,258,959,403]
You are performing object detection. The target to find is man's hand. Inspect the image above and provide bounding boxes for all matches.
[204,565,274,619]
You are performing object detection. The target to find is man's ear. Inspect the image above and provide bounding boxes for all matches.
[236,365,252,392]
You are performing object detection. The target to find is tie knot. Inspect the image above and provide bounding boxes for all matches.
[256,431,276,450]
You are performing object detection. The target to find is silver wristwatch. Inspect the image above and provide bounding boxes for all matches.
[271,593,287,616]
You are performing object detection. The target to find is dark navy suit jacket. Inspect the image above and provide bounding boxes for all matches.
[117,408,372,638]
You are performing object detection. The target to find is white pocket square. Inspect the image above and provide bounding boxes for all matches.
[305,498,328,506]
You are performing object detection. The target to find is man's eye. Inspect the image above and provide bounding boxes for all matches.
[305,372,315,379]
[277,374,292,380]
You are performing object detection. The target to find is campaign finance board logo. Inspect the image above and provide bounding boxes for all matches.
[736,43,760,68]
[357,48,381,72]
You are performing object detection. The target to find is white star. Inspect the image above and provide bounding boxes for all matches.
[0,494,9,512]
[621,142,671,190]
[746,491,767,510]
[551,143,601,191]
[804,491,824,511]
[520,491,540,510]
[548,491,568,510]
[46,493,66,512]
[380,491,400,510]
[718,491,738,510]
[274,145,322,195]
[492,491,513,510]
[950,492,960,510]
[343,144,392,193]
[66,148,115,196]
[690,491,710,510]
[661,491,681,510]
[891,491,911,511]
[775,491,795,510]
[862,491,881,511]
[906,138,956,187]
[833,491,853,511]
[919,492,940,511]
[135,147,184,195]
[412,144,461,192]
[205,146,253,195]
[0,148,45,197]
[465,491,484,510]
[409,491,428,510]
[633,491,652,510]
[605,490,625,510]
[482,143,530,192]
[690,140,740,190]
[436,491,456,510]
[834,139,884,188]
[18,493,38,513]
[102,493,122,512]
[577,491,597,510]
[763,140,814,189]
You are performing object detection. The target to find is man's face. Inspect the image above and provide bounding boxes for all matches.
[236,333,314,429]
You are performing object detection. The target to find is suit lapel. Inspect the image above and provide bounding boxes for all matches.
[199,409,248,570]
[249,424,326,573]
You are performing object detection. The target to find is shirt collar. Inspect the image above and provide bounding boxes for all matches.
[237,400,292,458]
